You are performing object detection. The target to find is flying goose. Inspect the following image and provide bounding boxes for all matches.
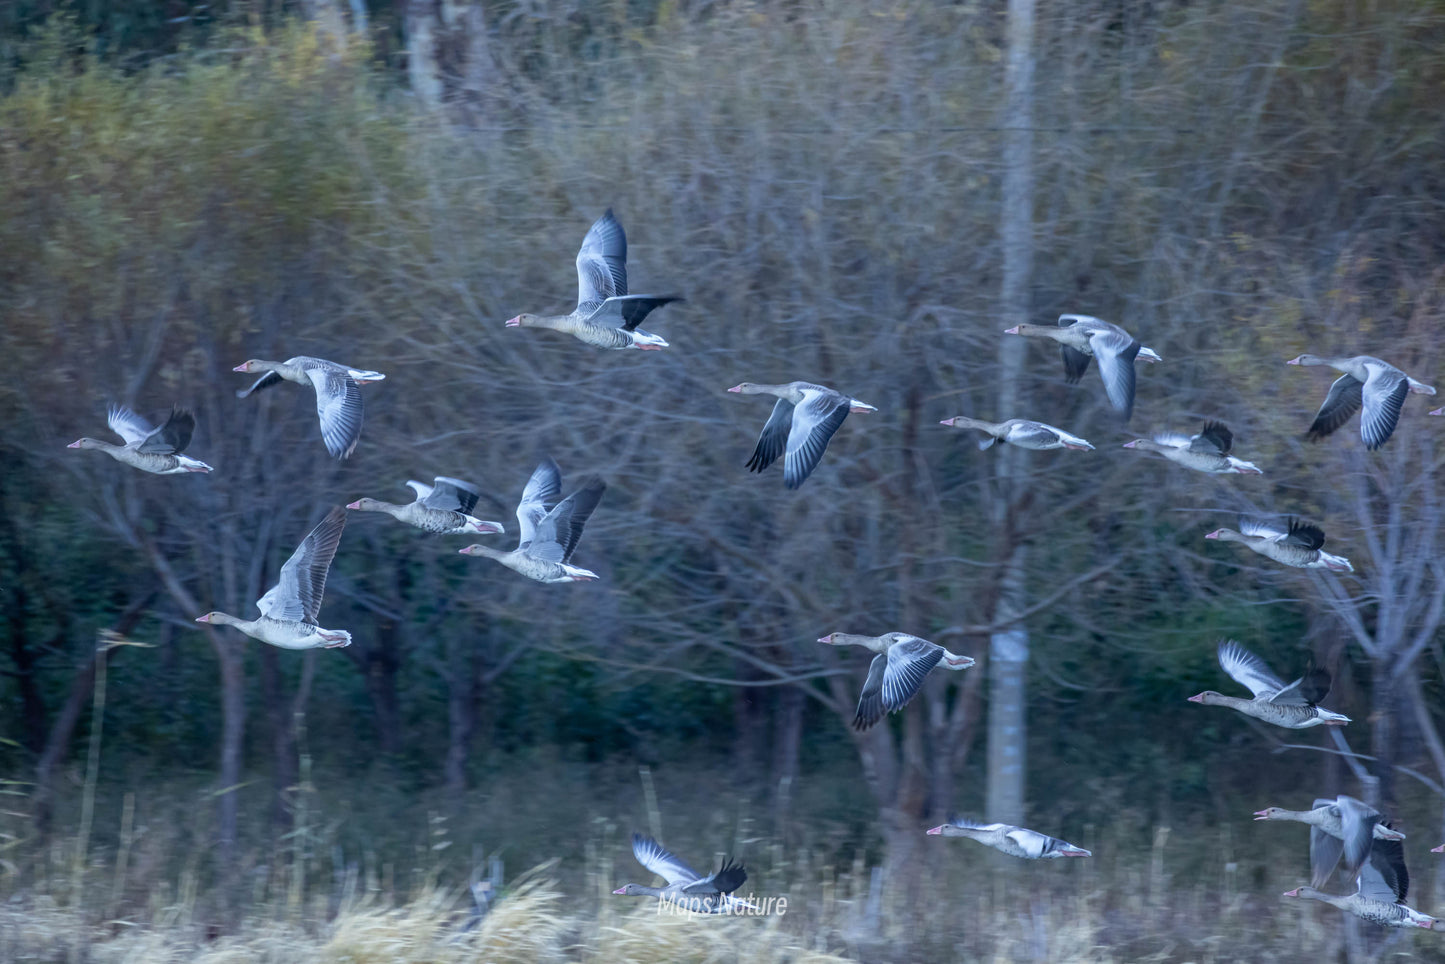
[940,416,1093,451]
[505,209,682,350]
[1286,354,1436,450]
[1204,517,1352,572]
[728,382,876,489]
[195,507,351,649]
[1254,795,1405,886]
[348,476,505,536]
[926,817,1091,859]
[1188,640,1349,728]
[233,356,385,459]
[458,458,605,583]
[68,405,212,475]
[612,833,751,914]
[1283,838,1435,929]
[1004,314,1161,421]
[1122,421,1262,475]
[819,632,975,731]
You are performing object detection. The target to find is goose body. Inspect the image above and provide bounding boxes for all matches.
[729,381,876,489]
[1205,517,1352,572]
[1188,640,1349,728]
[233,356,385,459]
[68,405,212,475]
[1005,314,1159,420]
[1255,795,1404,886]
[458,458,605,583]
[926,817,1090,859]
[612,833,752,914]
[505,210,682,350]
[195,507,351,650]
[819,632,975,731]
[1286,354,1435,450]
[1123,421,1261,475]
[348,476,505,536]
[1284,839,1435,929]
[940,416,1093,451]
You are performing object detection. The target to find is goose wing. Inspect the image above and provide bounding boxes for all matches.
[744,399,793,475]
[1359,839,1408,903]
[515,458,563,549]
[782,389,851,489]
[1238,518,1289,542]
[1005,828,1055,858]
[139,407,197,455]
[1089,328,1143,419]
[1360,369,1409,450]
[1310,824,1345,888]
[1191,421,1233,455]
[880,636,946,714]
[1150,431,1193,450]
[256,507,347,623]
[631,833,700,886]
[1057,315,1094,384]
[1217,640,1287,699]
[421,476,482,515]
[1296,654,1332,706]
[236,370,283,399]
[1305,374,1363,442]
[107,405,156,447]
[1336,795,1384,881]
[683,858,746,896]
[575,209,628,315]
[1283,518,1326,551]
[528,477,605,563]
[304,367,364,459]
[583,295,683,332]
[853,654,890,730]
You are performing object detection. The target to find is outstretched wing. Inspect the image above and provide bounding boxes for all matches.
[1360,372,1409,450]
[1217,640,1287,699]
[1192,421,1233,455]
[881,637,945,714]
[744,399,793,475]
[783,390,850,489]
[305,368,365,459]
[1091,331,1143,420]
[516,458,563,549]
[423,476,482,515]
[529,477,605,563]
[256,507,347,623]
[106,405,156,447]
[583,295,683,332]
[1305,374,1363,442]
[631,833,700,886]
[684,858,746,896]
[575,209,628,314]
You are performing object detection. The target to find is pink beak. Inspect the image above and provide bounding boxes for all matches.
[726,385,744,393]
[1431,844,1444,853]
[925,826,943,835]
[1187,693,1204,703]
[504,315,521,327]
[1122,440,1139,448]
[232,363,249,372]
[1285,356,1303,365]
[1204,530,1222,540]
[345,500,362,510]
[1282,888,1301,898]
[195,614,210,623]
[1003,326,1021,334]
[612,886,626,894]
[1252,810,1270,820]
[939,418,955,426]
[66,440,83,448]
[459,547,476,555]
[817,634,835,644]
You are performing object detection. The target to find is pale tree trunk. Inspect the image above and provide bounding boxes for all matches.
[986,0,1035,828]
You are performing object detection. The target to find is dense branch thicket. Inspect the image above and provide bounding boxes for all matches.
[2,1,1445,958]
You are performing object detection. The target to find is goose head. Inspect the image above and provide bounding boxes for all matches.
[67,438,100,450]
[1253,807,1287,821]
[194,613,223,624]
[232,360,266,372]
[612,883,648,896]
[727,383,759,394]
[1187,691,1222,704]
[1285,354,1322,366]
[504,314,534,329]
[463,516,505,535]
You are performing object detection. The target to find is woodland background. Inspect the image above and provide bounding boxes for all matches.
[2,1,1445,961]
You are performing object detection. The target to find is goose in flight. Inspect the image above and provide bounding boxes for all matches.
[612,833,752,914]
[348,476,505,536]
[729,381,876,489]
[459,458,605,583]
[195,507,351,649]
[1284,838,1435,929]
[926,817,1091,859]
[819,632,975,731]
[1123,421,1261,474]
[1005,314,1161,421]
[233,356,385,459]
[1287,354,1435,450]
[1188,640,1349,728]
[505,209,682,350]
[940,416,1093,451]
[1204,517,1352,572]
[68,405,212,475]
[1254,795,1405,886]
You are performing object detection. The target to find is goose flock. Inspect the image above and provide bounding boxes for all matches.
[66,207,1445,926]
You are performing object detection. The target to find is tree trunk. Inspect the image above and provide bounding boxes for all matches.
[770,685,805,833]
[213,634,246,872]
[987,0,1035,827]
[259,646,297,830]
[365,621,404,756]
[444,634,476,794]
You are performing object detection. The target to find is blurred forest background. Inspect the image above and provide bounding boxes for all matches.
[3,0,1445,961]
